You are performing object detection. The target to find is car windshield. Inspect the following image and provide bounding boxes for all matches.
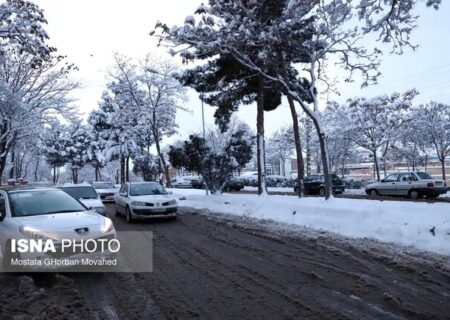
[93,182,114,189]
[416,172,433,179]
[129,183,168,196]
[62,186,98,199]
[8,190,86,217]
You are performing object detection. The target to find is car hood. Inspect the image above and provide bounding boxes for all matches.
[13,211,108,233]
[79,199,104,209]
[130,194,175,203]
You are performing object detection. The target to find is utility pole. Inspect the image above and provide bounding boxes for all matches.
[201,94,209,196]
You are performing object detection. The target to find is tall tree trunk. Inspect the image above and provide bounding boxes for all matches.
[95,165,102,182]
[441,156,446,181]
[126,156,130,182]
[317,132,332,199]
[53,165,57,184]
[155,137,171,188]
[34,158,40,182]
[287,96,304,197]
[256,76,267,195]
[9,148,15,179]
[120,156,126,184]
[373,150,381,181]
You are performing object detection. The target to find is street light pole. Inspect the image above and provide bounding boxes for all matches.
[201,94,209,196]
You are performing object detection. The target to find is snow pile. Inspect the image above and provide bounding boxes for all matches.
[174,192,450,255]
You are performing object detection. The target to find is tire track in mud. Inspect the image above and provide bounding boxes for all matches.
[70,206,450,320]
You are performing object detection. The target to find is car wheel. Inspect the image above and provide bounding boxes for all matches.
[319,188,325,197]
[409,189,420,200]
[294,186,299,194]
[126,206,133,223]
[369,189,379,197]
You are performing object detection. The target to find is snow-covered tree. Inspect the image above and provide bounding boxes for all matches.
[132,153,159,182]
[0,0,54,65]
[266,127,294,177]
[64,120,91,184]
[329,90,417,181]
[169,134,236,194]
[0,48,78,183]
[42,121,69,184]
[205,118,254,175]
[153,0,440,199]
[89,66,143,183]
[414,102,450,180]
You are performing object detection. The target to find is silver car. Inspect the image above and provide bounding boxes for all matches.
[115,182,177,223]
[365,172,447,199]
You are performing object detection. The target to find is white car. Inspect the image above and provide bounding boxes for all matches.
[61,183,105,215]
[170,177,193,188]
[115,182,177,223]
[0,187,116,270]
[93,181,118,203]
[365,171,447,199]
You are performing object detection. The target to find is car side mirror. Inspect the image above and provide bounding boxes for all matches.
[167,191,173,195]
[381,179,385,183]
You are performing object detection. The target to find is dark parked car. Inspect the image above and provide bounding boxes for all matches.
[295,174,346,196]
[222,178,244,192]
[191,177,244,192]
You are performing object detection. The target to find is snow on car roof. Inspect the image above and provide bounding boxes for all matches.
[61,182,92,187]
[1,186,59,193]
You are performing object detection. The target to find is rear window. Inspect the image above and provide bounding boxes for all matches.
[62,186,98,199]
[416,172,433,180]
[8,190,86,217]
[93,182,114,189]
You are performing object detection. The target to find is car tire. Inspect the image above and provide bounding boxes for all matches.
[409,189,420,200]
[319,188,325,197]
[126,206,133,223]
[369,189,379,197]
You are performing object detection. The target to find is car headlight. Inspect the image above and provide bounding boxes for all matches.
[101,218,114,233]
[167,200,177,205]
[131,201,146,206]
[19,226,57,241]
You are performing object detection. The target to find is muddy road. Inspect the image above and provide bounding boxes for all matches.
[1,204,449,319]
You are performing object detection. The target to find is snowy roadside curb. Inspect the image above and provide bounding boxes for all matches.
[172,191,450,256]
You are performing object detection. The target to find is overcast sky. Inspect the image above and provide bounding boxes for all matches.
[35,0,450,145]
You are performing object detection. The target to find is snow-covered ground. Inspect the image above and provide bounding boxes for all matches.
[168,188,450,256]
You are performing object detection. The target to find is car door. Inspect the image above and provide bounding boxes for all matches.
[396,173,415,196]
[116,184,128,213]
[378,174,399,196]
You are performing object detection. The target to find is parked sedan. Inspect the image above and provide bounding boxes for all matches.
[61,183,105,215]
[170,177,193,188]
[0,187,116,271]
[93,181,118,203]
[365,171,447,199]
[295,174,346,196]
[115,182,177,223]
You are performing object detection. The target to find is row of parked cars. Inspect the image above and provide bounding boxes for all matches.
[0,180,179,270]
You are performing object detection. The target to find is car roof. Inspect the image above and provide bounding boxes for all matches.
[0,186,60,193]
